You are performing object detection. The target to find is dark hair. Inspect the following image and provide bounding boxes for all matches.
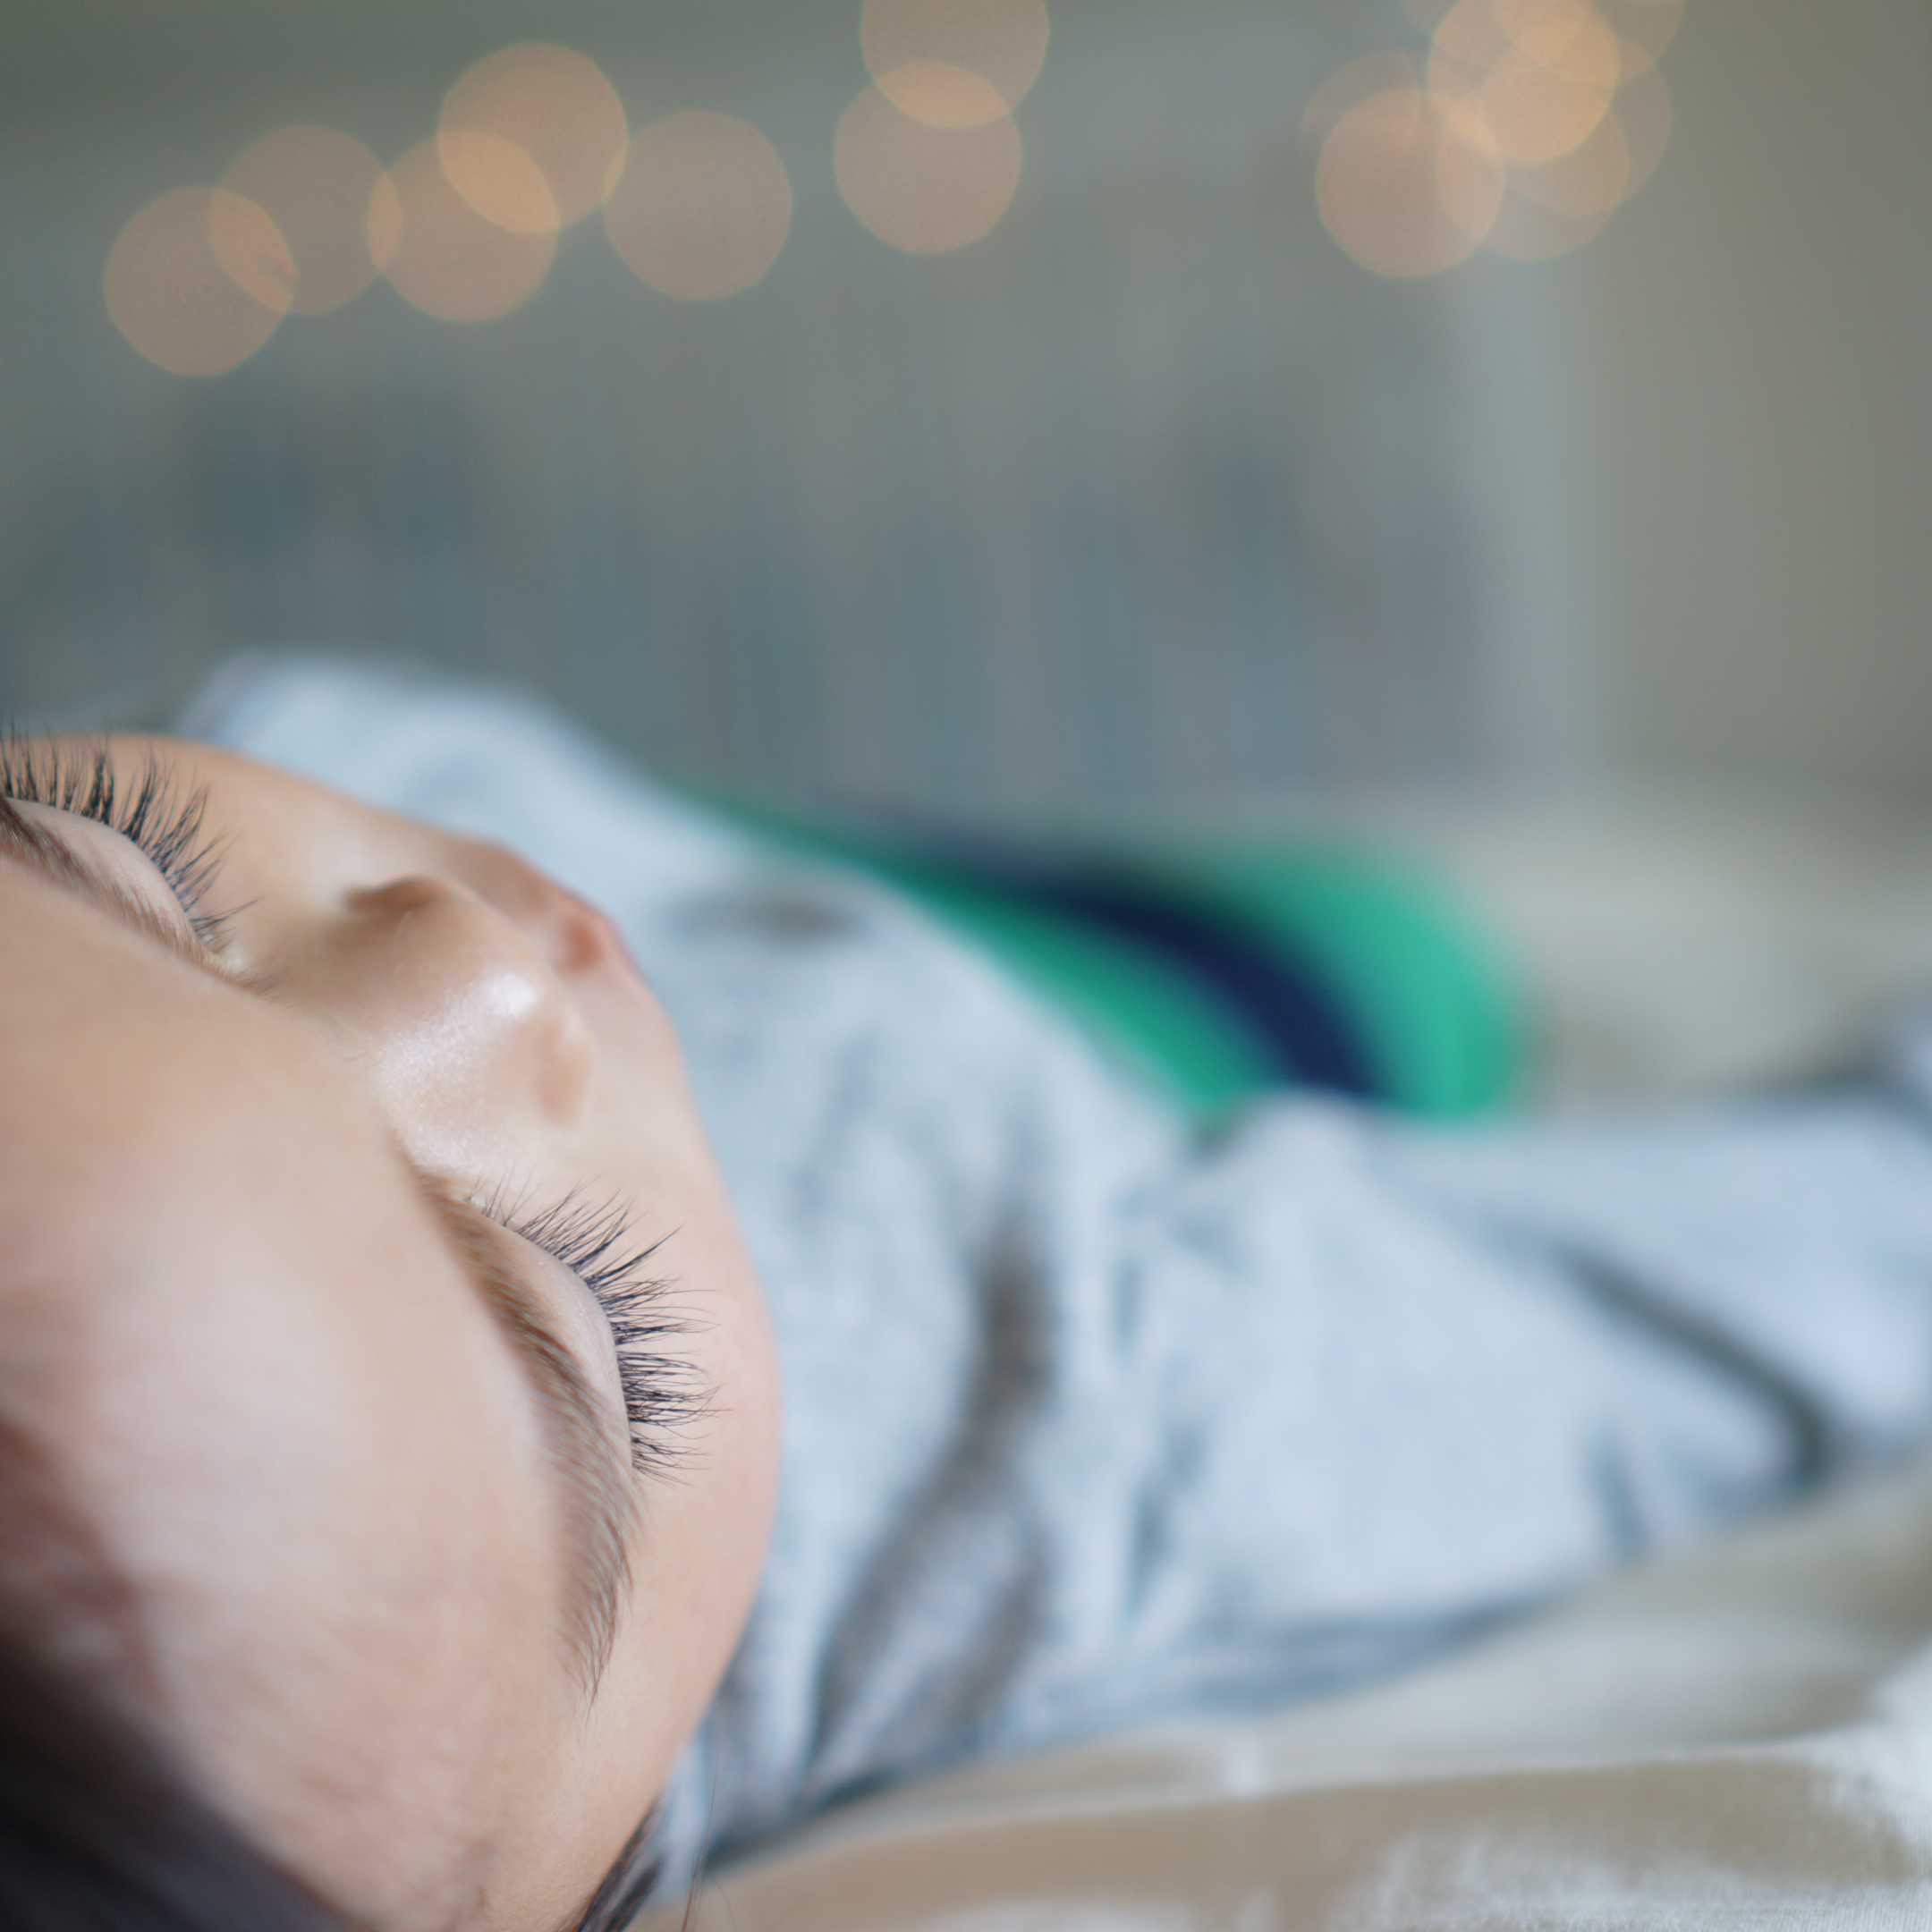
[0,1412,352,1932]
[0,1613,353,1932]
[569,1814,660,1932]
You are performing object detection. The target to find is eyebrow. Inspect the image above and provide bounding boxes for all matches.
[415,1182,639,1699]
[0,801,638,1697]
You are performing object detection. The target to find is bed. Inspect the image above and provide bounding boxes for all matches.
[641,793,1932,1931]
[645,1440,1932,1928]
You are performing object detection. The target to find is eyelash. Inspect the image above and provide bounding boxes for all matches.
[479,1189,708,1478]
[0,735,231,947]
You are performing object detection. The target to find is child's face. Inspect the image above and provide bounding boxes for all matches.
[0,736,782,1928]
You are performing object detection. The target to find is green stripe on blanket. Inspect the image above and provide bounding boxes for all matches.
[689,797,1523,1123]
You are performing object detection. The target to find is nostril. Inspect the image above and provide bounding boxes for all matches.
[555,915,601,975]
[450,837,641,983]
[536,885,641,984]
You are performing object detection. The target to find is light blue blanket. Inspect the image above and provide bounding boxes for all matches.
[188,656,1932,1897]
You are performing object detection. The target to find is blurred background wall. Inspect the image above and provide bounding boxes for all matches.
[0,0,1925,827]
[1557,0,1932,801]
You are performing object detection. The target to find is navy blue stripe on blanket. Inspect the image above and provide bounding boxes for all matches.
[924,847,1380,1101]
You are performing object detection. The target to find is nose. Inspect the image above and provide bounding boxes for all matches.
[282,873,598,1173]
[455,845,643,988]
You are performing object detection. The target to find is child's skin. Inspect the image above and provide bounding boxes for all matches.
[0,739,782,1929]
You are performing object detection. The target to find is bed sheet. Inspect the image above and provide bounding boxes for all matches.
[643,1438,1932,1928]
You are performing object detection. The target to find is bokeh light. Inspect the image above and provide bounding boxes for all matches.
[219,127,386,314]
[439,43,629,232]
[1313,0,1680,275]
[605,113,792,300]
[206,191,299,313]
[1302,53,1428,149]
[104,187,290,376]
[1510,98,1630,216]
[1429,0,1621,166]
[1317,88,1504,278]
[835,82,1022,252]
[870,63,1013,130]
[861,0,1049,123]
[373,140,555,321]
[436,131,557,234]
[1481,185,1613,258]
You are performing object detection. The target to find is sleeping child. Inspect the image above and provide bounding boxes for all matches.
[6,654,1932,1931]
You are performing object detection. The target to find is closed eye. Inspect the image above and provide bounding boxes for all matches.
[473,1187,709,1479]
[0,793,236,987]
[0,734,233,948]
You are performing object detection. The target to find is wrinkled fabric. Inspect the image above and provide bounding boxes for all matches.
[647,1440,1932,1931]
[186,657,1932,1894]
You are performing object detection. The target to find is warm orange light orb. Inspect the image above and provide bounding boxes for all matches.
[835,82,1023,252]
[439,43,629,231]
[861,0,1049,123]
[1481,187,1612,258]
[1317,88,1504,278]
[1429,0,1622,166]
[220,127,386,313]
[1313,0,1675,273]
[374,140,555,321]
[436,130,558,235]
[872,63,1013,130]
[104,187,291,376]
[1302,53,1427,149]
[605,113,792,301]
[1509,100,1631,217]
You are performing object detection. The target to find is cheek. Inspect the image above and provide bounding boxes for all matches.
[570,987,716,1206]
[577,962,685,1088]
[106,1327,577,1928]
[55,1182,580,1919]
[667,1199,784,1604]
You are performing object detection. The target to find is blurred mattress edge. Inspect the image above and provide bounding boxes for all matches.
[1408,790,1932,1110]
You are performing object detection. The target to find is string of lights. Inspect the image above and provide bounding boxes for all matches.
[101,0,1683,377]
